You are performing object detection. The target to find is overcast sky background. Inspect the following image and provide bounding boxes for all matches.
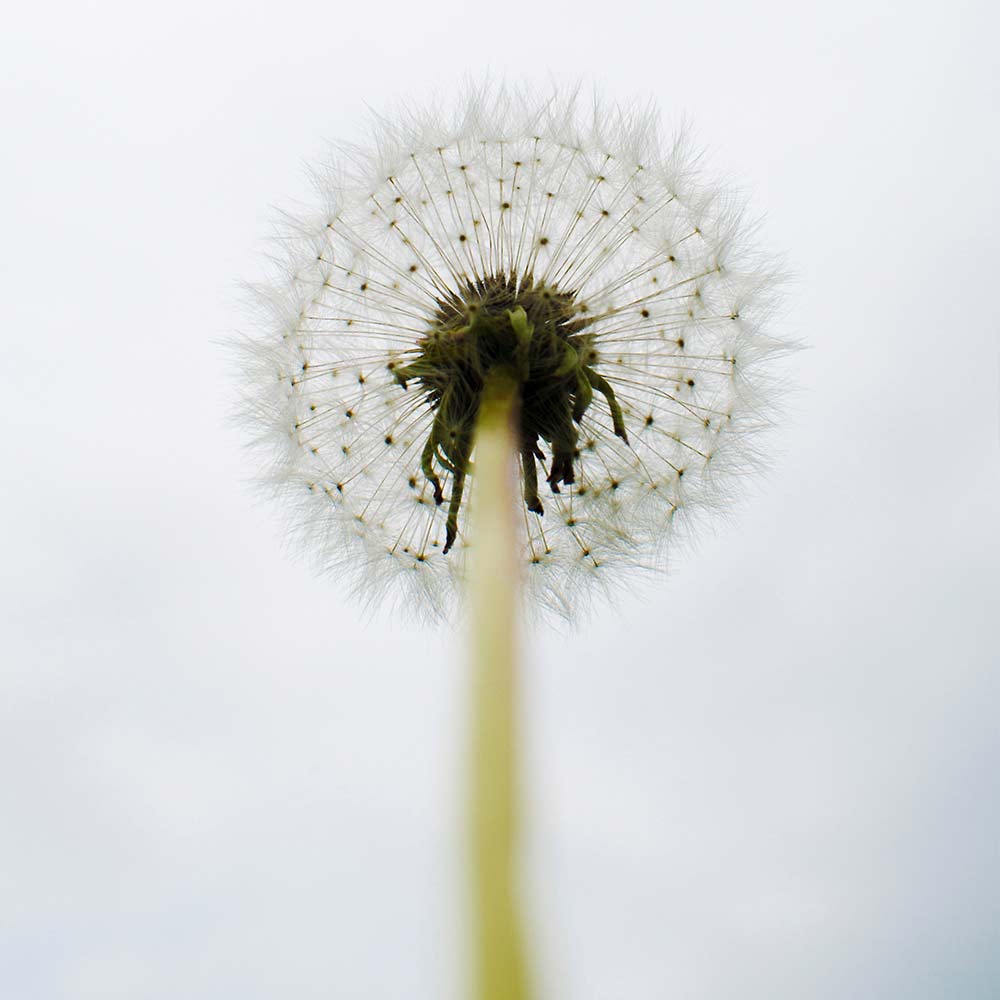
[2,1,999,997]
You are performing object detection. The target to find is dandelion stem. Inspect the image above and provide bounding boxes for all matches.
[468,368,531,1000]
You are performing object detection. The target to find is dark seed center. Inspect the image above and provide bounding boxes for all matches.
[392,273,628,553]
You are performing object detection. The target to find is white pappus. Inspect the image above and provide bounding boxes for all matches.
[236,85,792,621]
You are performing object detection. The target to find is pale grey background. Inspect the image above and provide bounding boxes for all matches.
[2,1,998,997]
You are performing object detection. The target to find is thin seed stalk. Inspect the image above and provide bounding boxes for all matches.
[468,368,531,1000]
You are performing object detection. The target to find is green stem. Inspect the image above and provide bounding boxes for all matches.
[468,369,531,1000]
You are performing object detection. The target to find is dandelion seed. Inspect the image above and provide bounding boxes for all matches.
[238,86,790,620]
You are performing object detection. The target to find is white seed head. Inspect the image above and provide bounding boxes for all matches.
[236,85,792,622]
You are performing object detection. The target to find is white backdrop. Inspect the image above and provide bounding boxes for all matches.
[2,1,998,997]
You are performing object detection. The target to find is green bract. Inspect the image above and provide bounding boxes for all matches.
[392,275,628,553]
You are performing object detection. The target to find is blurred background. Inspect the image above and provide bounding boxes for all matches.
[2,1,998,996]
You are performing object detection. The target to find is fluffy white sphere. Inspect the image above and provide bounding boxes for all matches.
[237,86,790,621]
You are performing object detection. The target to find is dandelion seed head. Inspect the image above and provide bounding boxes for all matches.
[237,85,791,621]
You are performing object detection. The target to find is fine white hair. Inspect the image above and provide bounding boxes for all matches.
[235,84,793,622]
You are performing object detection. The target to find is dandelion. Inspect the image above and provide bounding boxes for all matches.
[237,84,790,1000]
[239,86,788,622]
